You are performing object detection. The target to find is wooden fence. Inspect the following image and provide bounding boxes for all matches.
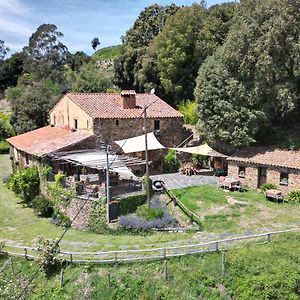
[1,228,299,264]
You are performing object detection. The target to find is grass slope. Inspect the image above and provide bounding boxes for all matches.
[92,45,121,61]
[1,233,299,299]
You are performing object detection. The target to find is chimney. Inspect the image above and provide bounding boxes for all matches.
[121,90,136,109]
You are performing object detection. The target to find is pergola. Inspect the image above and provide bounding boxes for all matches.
[49,149,146,179]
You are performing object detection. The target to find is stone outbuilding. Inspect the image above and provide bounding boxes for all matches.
[6,126,96,171]
[227,146,300,194]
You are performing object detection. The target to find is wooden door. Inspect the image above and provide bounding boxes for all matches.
[258,167,267,187]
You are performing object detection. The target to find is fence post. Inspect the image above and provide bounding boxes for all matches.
[215,242,219,252]
[189,214,193,224]
[221,252,226,276]
[164,258,168,281]
[114,252,118,263]
[60,268,64,287]
[267,234,271,243]
[69,253,73,263]
[24,248,28,259]
[107,273,111,288]
[10,257,15,276]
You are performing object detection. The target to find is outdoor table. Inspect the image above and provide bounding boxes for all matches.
[265,189,283,202]
[222,178,240,190]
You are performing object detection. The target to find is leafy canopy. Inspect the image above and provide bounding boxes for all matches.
[195,0,300,147]
[23,24,68,83]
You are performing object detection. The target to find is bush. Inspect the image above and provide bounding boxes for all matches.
[163,149,181,173]
[47,172,74,206]
[31,195,54,217]
[36,237,62,275]
[260,183,277,193]
[40,164,53,180]
[88,200,109,234]
[285,190,300,202]
[118,194,146,216]
[136,204,164,220]
[178,100,198,125]
[8,166,40,202]
[0,140,9,154]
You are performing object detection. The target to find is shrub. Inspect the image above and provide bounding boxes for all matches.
[88,200,109,234]
[47,172,74,206]
[118,193,146,216]
[36,237,62,275]
[163,149,181,172]
[0,140,9,154]
[8,166,40,203]
[285,190,300,202]
[178,100,198,125]
[31,195,54,217]
[260,183,277,193]
[40,164,53,181]
[136,204,164,220]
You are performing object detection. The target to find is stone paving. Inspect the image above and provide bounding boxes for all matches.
[150,172,218,190]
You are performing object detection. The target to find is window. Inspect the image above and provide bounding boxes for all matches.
[280,172,289,185]
[53,116,56,125]
[116,120,119,126]
[238,166,246,178]
[74,119,78,129]
[154,120,160,131]
[87,120,89,129]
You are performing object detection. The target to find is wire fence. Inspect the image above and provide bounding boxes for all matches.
[1,228,299,264]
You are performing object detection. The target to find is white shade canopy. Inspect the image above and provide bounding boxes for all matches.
[172,143,227,158]
[115,132,165,154]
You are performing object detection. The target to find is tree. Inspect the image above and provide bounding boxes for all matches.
[0,40,9,60]
[0,52,24,92]
[195,0,300,147]
[6,80,62,134]
[114,4,178,90]
[91,37,100,51]
[0,112,14,140]
[66,51,90,72]
[23,24,68,83]
[138,3,235,105]
[71,62,113,92]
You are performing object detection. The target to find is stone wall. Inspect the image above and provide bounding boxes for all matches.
[60,197,94,229]
[228,161,300,194]
[93,117,184,148]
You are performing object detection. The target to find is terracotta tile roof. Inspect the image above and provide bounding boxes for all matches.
[65,92,183,119]
[7,126,95,157]
[228,146,300,170]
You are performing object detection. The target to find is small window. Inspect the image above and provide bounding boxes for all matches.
[154,120,160,131]
[53,116,56,125]
[238,166,246,178]
[87,120,89,129]
[280,172,289,185]
[116,120,119,126]
[74,119,78,129]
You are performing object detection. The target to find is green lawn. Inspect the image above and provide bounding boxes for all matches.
[0,155,192,251]
[173,185,300,232]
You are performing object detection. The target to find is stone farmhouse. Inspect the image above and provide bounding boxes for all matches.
[227,146,300,194]
[49,90,183,146]
[7,90,184,170]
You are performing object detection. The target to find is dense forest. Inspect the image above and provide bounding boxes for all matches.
[1,0,300,149]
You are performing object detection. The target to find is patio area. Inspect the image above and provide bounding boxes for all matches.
[150,172,218,190]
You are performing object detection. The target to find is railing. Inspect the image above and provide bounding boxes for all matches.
[1,228,299,264]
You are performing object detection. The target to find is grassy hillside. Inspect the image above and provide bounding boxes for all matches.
[92,45,121,61]
[1,233,299,299]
